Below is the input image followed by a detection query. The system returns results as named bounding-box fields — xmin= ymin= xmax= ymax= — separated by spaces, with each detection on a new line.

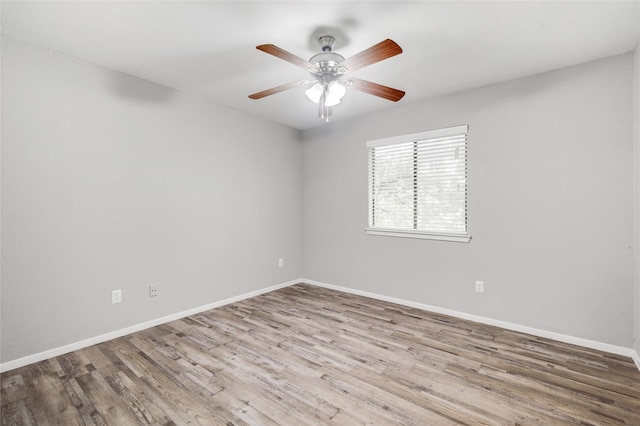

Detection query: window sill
xmin=365 ymin=228 xmax=471 ymax=243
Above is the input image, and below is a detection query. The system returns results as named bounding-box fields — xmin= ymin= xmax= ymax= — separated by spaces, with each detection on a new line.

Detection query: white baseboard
xmin=633 ymin=350 xmax=640 ymax=371
xmin=301 ymin=278 xmax=640 ymax=369
xmin=0 ymin=279 xmax=301 ymax=373
xmin=3 ymin=277 xmax=639 ymax=373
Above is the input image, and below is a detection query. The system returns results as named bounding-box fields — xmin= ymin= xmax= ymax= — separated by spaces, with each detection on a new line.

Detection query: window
xmin=366 ymin=125 xmax=470 ymax=242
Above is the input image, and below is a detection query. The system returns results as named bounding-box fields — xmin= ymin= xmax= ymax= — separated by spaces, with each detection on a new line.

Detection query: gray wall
xmin=634 ymin=44 xmax=640 ymax=356
xmin=1 ymin=36 xmax=303 ymax=363
xmin=302 ymin=54 xmax=634 ymax=347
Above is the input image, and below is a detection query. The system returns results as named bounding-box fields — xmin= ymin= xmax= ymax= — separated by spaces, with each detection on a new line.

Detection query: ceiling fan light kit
xmin=305 ymin=80 xmax=345 ymax=105
xmin=249 ymin=34 xmax=405 ymax=122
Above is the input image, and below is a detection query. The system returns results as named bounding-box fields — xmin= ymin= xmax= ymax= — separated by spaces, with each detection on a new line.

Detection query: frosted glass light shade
xmin=326 ymin=81 xmax=346 ymax=106
xmin=305 ymin=83 xmax=323 ymax=103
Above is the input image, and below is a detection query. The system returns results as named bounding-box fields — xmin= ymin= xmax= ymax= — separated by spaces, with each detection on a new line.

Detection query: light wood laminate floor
xmin=2 ymin=283 xmax=640 ymax=425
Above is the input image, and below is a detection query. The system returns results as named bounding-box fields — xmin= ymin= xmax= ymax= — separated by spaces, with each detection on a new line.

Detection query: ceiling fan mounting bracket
xmin=317 ymin=35 xmax=337 ymax=52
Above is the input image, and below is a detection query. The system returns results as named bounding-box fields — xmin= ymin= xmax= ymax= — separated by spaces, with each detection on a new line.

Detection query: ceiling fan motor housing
xmin=309 ymin=35 xmax=347 ymax=81
xmin=309 ymin=35 xmax=347 ymax=82
xmin=309 ymin=52 xmax=346 ymax=77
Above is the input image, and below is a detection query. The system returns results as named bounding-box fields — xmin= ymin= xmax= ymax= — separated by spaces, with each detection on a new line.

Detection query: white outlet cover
xmin=111 ymin=289 xmax=122 ymax=304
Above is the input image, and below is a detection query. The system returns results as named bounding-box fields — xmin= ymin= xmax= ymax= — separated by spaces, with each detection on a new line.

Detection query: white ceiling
xmin=2 ymin=1 xmax=639 ymax=130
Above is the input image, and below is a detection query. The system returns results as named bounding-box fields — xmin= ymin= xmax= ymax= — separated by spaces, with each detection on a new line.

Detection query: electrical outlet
xmin=111 ymin=289 xmax=122 ymax=304
xmin=149 ymin=284 xmax=159 ymax=297
xmin=278 ymin=258 xmax=284 ymax=268
xmin=475 ymin=281 xmax=484 ymax=293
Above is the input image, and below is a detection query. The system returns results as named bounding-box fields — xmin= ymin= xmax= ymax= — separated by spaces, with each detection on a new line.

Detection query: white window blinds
xmin=366 ymin=125 xmax=470 ymax=242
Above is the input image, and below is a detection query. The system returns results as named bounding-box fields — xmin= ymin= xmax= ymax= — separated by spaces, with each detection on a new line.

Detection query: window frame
xmin=365 ymin=125 xmax=471 ymax=243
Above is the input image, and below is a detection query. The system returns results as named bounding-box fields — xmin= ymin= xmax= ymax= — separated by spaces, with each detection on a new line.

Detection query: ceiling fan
xmin=248 ymin=35 xmax=405 ymax=122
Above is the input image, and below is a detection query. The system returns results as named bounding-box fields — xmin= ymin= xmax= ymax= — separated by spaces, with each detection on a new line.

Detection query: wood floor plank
xmin=319 ymin=370 xmax=458 ymax=425
xmin=361 ymin=363 xmax=500 ymax=425
xmin=1 ymin=399 xmax=38 ymax=426
xmin=34 ymin=375 xmax=85 ymax=425
xmin=3 ymin=283 xmax=640 ymax=425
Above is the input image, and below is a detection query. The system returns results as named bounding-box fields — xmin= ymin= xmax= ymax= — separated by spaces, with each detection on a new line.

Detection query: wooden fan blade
xmin=340 ymin=39 xmax=402 ymax=72
xmin=248 ymin=80 xmax=309 ymax=100
xmin=256 ymin=44 xmax=312 ymax=70
xmin=349 ymin=77 xmax=405 ymax=102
